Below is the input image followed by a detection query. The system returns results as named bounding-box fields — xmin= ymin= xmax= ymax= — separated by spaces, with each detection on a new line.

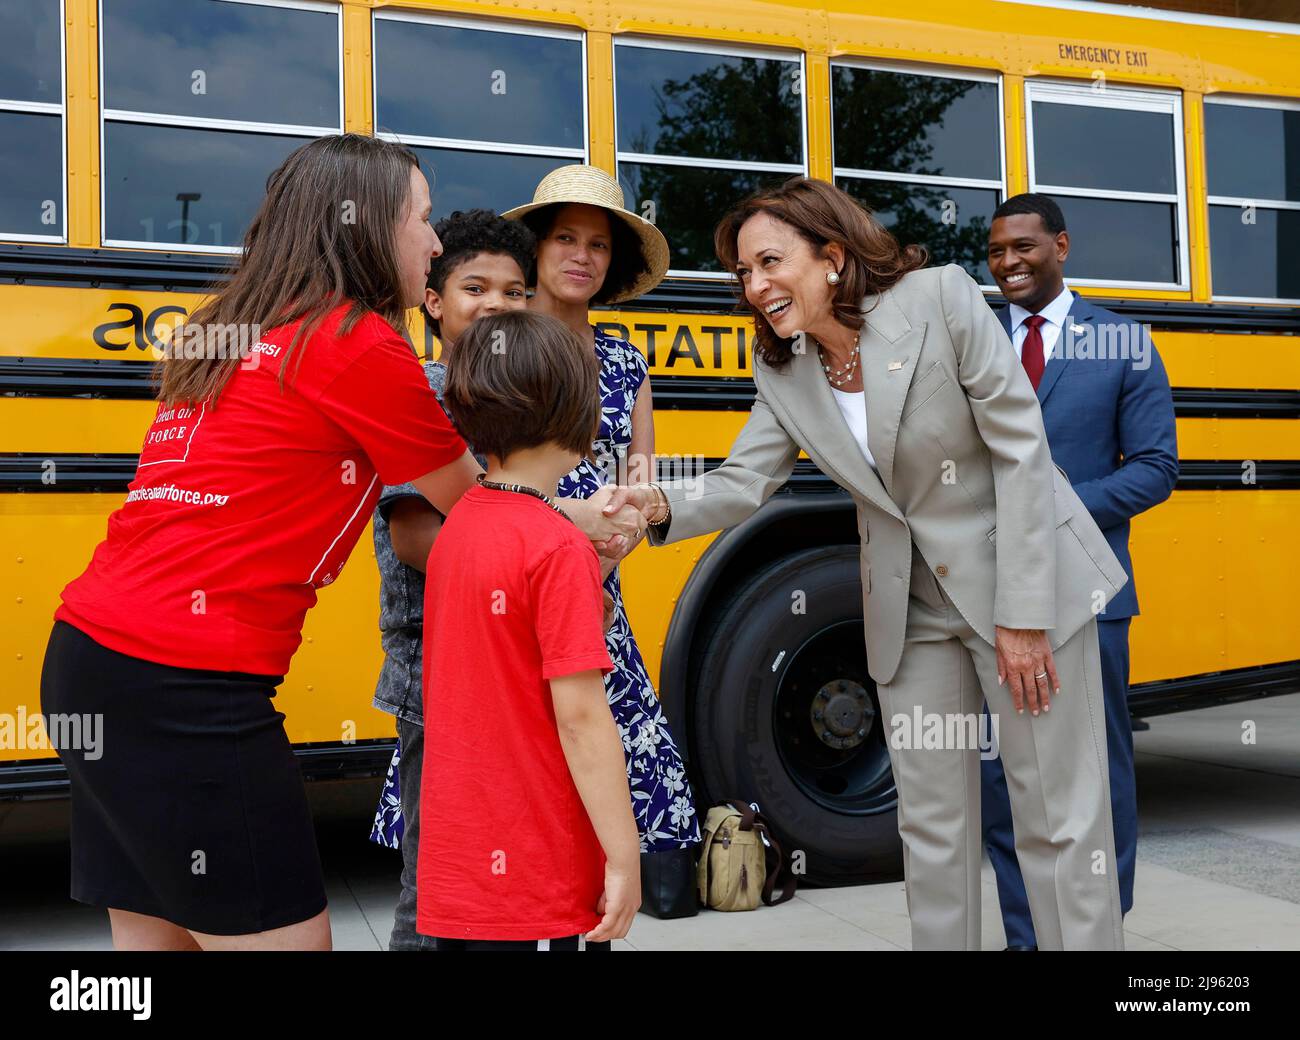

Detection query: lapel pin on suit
xmin=1070 ymin=323 xmax=1086 ymax=334
xmin=888 ymin=359 xmax=906 ymax=372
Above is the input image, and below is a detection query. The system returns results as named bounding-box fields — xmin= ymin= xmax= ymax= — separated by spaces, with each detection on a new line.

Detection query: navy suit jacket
xmin=997 ymin=293 xmax=1178 ymax=618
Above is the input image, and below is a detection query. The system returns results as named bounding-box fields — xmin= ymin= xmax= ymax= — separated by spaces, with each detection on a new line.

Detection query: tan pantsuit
xmin=649 ymin=264 xmax=1129 ymax=950
xmin=883 ymin=548 xmax=1122 ymax=949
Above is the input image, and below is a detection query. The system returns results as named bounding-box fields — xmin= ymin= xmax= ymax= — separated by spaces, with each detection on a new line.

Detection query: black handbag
xmin=639 ymin=847 xmax=700 ymax=919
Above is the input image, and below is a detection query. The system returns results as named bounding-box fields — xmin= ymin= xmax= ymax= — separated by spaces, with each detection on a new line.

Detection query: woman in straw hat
xmin=503 ymin=166 xmax=702 ymax=872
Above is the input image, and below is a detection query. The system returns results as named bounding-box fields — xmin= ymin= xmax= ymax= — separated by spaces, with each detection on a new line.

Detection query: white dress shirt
xmin=830 ymin=385 xmax=878 ymax=471
xmin=1008 ymin=284 xmax=1075 ymax=365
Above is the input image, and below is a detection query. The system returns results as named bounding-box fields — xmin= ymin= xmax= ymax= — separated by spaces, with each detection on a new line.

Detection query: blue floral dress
xmin=371 ymin=328 xmax=701 ymax=852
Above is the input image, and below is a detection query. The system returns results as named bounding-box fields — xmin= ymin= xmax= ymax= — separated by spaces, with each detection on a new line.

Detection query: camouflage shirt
xmin=372 ymin=361 xmax=483 ymax=725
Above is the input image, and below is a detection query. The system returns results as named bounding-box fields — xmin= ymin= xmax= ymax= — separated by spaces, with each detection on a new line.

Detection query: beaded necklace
xmin=477 ymin=473 xmax=573 ymax=523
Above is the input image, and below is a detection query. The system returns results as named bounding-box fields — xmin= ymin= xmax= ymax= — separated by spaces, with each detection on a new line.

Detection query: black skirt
xmin=39 ymin=620 xmax=327 ymax=935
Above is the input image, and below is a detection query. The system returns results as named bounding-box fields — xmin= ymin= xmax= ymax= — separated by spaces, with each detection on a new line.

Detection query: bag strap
xmin=723 ymin=800 xmax=797 ymax=906
xmin=758 ymin=828 xmax=797 ymax=906
xmin=724 ymin=799 xmax=759 ymax=832
xmin=750 ymin=812 xmax=798 ymax=907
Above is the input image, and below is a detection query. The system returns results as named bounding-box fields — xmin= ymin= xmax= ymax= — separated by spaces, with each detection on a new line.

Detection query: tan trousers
xmin=875 ymin=547 xmax=1124 ymax=951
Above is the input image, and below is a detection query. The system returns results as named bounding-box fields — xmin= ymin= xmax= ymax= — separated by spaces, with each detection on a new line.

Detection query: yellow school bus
xmin=2 ymin=0 xmax=1298 ymax=882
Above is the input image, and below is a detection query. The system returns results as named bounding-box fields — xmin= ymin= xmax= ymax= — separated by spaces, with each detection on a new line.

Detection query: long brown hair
xmin=714 ymin=177 xmax=927 ymax=367
xmin=157 ymin=133 xmax=421 ymax=405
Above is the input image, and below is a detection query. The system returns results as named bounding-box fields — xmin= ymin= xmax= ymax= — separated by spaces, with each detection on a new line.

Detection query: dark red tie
xmin=1021 ymin=315 xmax=1046 ymax=391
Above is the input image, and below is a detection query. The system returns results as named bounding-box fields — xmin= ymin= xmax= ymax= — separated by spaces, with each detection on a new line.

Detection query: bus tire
xmin=691 ymin=545 xmax=902 ymax=886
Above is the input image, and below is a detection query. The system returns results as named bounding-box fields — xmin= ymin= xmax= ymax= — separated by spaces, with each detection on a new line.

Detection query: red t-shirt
xmin=56 ymin=304 xmax=466 ymax=676
xmin=417 ymin=485 xmax=615 ymax=941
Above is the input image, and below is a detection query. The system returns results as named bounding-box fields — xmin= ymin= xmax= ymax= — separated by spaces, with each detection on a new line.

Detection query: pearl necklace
xmin=819 ymin=342 xmax=861 ymax=387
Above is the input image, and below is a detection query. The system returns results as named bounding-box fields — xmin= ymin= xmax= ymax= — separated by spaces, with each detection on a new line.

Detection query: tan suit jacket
xmin=651 ymin=264 xmax=1129 ymax=686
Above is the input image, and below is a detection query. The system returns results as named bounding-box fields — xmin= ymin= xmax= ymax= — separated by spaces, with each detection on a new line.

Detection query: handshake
xmin=564 ymin=483 xmax=670 ymax=564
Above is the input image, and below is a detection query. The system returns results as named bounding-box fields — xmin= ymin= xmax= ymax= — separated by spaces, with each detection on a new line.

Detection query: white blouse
xmin=830 ymin=385 xmax=878 ymax=471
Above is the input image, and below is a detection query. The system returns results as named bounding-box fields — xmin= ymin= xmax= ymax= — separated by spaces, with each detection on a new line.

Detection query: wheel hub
xmin=810 ymin=680 xmax=874 ymax=750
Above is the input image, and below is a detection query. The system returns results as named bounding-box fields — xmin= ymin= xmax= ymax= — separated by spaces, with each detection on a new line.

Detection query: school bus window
xmin=1205 ymin=97 xmax=1300 ymax=303
xmin=1025 ymin=80 xmax=1187 ymax=289
xmin=374 ymin=11 xmax=585 ymax=216
xmin=101 ymin=0 xmax=342 ymax=252
xmin=103 ymin=122 xmax=330 ymax=249
xmin=103 ymin=0 xmax=339 ymax=126
xmin=614 ymin=38 xmax=806 ymax=275
xmin=0 ymin=0 xmax=64 ymax=241
xmin=831 ymin=63 xmax=1003 ymax=284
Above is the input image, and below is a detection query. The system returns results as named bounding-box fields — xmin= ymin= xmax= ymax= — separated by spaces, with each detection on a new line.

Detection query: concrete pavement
xmin=3 ymin=691 xmax=1297 ymax=951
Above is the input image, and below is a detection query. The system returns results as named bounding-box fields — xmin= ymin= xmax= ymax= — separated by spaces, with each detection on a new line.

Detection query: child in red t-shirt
xmin=416 ymin=310 xmax=642 ymax=950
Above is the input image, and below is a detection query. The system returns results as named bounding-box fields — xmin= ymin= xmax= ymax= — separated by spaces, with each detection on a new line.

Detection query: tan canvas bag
xmin=697 ymin=800 xmax=797 ymax=911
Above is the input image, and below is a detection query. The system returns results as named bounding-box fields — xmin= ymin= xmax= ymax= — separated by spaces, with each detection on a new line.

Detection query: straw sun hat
xmin=501 ymin=164 xmax=670 ymax=303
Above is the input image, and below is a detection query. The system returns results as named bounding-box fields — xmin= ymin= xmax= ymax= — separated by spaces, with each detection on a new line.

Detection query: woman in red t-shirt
xmin=39 ymin=134 xmax=629 ymax=952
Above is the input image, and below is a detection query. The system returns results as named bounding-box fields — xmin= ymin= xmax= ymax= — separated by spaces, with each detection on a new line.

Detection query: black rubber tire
xmin=690 ymin=546 xmax=902 ymax=886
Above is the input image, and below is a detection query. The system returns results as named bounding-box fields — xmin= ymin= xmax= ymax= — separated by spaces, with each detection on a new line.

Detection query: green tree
xmin=622 ymin=57 xmax=800 ymax=271
xmin=620 ymin=60 xmax=997 ymax=276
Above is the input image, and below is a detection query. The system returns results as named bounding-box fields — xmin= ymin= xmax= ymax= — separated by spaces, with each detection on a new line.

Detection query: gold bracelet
xmin=647 ymin=483 xmax=671 ymax=528
xmin=640 ymin=483 xmax=661 ymax=524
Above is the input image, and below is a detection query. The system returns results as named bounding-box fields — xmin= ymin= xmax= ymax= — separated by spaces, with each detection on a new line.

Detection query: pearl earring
xmin=826 ymin=271 xmax=841 ymax=285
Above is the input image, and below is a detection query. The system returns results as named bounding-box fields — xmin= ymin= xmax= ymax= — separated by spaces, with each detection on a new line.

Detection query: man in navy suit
xmin=982 ymin=194 xmax=1178 ymax=949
